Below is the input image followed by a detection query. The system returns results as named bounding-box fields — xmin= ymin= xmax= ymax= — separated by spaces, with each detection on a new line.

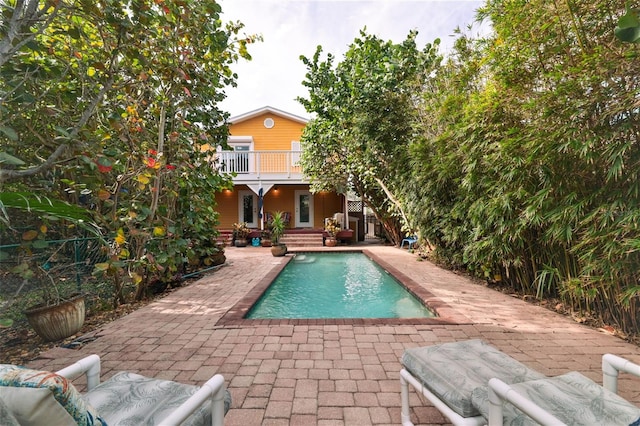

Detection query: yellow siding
xmin=216 ymin=110 xmax=344 ymax=231
xmin=230 ymin=113 xmax=304 ymax=151
xmin=214 ymin=188 xmax=241 ymax=229
xmin=314 ymin=191 xmax=343 ymax=225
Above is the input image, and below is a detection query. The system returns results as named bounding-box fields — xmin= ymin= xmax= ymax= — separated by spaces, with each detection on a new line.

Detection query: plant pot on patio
xmin=25 ymin=293 xmax=86 ymax=342
xmin=271 ymin=243 xmax=287 ymax=257
xmin=232 ymin=222 xmax=250 ymax=247
xmin=325 ymin=238 xmax=337 ymax=247
xmin=234 ymin=238 xmax=248 ymax=247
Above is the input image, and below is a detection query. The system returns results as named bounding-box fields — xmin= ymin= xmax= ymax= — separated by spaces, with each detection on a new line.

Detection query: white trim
xmin=227 ymin=135 xmax=254 ymax=144
xmin=238 ymin=190 xmax=258 ymax=227
xmin=291 ymin=141 xmax=301 ymax=165
xmin=228 ymin=106 xmax=309 ymax=125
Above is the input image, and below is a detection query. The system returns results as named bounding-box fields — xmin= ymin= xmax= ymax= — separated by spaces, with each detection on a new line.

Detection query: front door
xmin=295 ymin=190 xmax=313 ymax=228
xmin=238 ymin=190 xmax=257 ymax=227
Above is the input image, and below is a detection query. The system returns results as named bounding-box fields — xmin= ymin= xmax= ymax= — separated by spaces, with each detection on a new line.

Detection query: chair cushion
xmin=401 ymin=339 xmax=545 ymax=418
xmin=0 ymin=364 xmax=106 ymax=426
xmin=84 ymin=371 xmax=231 ymax=426
xmin=0 ymin=395 xmax=20 ymax=426
xmin=471 ymin=371 xmax=640 ymax=426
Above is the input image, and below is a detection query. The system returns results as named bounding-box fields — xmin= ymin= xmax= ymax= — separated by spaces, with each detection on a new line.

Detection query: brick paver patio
xmin=28 ymin=244 xmax=640 ymax=425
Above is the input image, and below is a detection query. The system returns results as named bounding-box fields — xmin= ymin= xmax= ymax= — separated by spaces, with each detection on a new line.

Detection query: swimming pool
xmin=246 ymin=252 xmax=436 ymax=319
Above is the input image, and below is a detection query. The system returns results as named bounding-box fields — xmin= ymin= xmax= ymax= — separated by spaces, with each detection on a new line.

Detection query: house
xmin=214 ymin=106 xmax=352 ymax=244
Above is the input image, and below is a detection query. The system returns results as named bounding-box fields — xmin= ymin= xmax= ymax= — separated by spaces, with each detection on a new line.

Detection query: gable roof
xmin=227 ymin=106 xmax=309 ymax=125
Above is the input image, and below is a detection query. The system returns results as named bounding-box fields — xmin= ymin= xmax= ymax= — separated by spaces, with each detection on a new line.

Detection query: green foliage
xmin=300 ymin=1 xmax=640 ymax=336
xmin=298 ymin=29 xmax=441 ymax=245
xmin=407 ymin=0 xmax=640 ymax=335
xmin=0 ymin=192 xmax=99 ymax=235
xmin=1 ymin=0 xmax=256 ymax=305
xmin=269 ymin=211 xmax=286 ymax=244
xmin=616 ymin=3 xmax=640 ymax=43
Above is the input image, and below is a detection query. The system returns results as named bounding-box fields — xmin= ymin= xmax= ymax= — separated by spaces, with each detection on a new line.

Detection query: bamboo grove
xmin=300 ymin=1 xmax=640 ymax=336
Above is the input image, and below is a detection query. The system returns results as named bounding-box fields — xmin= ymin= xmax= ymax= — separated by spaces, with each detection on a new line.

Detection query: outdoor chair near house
xmin=400 ymin=339 xmax=640 ymax=426
xmin=265 ymin=211 xmax=291 ymax=227
xmin=400 ymin=235 xmax=417 ymax=249
xmin=0 ymin=354 xmax=231 ymax=426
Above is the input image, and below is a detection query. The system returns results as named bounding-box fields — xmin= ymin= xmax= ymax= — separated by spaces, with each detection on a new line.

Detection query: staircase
xmin=216 ymin=230 xmax=233 ymax=246
xmin=280 ymin=232 xmax=324 ymax=247
xmin=217 ymin=230 xmax=325 ymax=247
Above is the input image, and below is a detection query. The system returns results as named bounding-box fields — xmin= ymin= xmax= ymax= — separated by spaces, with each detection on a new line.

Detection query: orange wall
xmin=215 ymin=185 xmax=343 ymax=229
xmin=229 ymin=113 xmax=304 ymax=150
xmin=214 ymin=187 xmax=240 ymax=228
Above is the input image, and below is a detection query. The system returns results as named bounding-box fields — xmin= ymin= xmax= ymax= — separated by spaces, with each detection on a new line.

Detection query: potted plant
xmin=6 ymin=228 xmax=86 ymax=342
xmin=269 ymin=211 xmax=287 ymax=257
xmin=0 ymin=193 xmax=99 ymax=341
xmin=260 ymin=229 xmax=272 ymax=247
xmin=324 ymin=218 xmax=341 ymax=247
xmin=232 ymin=222 xmax=250 ymax=247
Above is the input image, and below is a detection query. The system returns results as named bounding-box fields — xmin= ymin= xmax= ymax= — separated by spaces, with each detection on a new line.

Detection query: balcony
xmin=216 ymin=150 xmax=306 ymax=182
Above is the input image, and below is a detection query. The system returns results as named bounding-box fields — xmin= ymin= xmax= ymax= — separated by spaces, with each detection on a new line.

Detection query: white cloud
xmin=219 ymin=0 xmax=489 ymax=119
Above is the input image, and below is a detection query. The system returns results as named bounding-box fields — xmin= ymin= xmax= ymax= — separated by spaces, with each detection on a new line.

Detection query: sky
xmin=218 ymin=0 xmax=490 ymax=119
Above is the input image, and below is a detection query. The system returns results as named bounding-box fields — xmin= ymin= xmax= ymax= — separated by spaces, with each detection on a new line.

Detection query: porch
xmin=216 ymin=228 xmax=356 ymax=248
xmin=217 ymin=150 xmax=305 ymax=182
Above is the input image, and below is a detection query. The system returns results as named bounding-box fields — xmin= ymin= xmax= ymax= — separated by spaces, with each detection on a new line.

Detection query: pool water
xmin=246 ymin=252 xmax=436 ymax=319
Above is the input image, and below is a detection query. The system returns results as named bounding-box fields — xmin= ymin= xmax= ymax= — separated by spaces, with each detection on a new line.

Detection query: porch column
xmin=344 ymin=193 xmax=349 ymax=230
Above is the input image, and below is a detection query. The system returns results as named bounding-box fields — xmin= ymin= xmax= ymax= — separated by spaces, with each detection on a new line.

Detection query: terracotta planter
xmin=325 ymin=238 xmax=337 ymax=247
xmin=25 ymin=294 xmax=85 ymax=342
xmin=261 ymin=239 xmax=273 ymax=247
xmin=271 ymin=244 xmax=287 ymax=257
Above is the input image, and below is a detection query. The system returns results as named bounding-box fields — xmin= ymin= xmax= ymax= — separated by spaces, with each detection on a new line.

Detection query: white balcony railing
xmin=216 ymin=150 xmax=304 ymax=181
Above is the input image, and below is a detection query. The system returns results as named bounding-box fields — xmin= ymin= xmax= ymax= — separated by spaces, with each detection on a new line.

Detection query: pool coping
xmin=216 ymin=248 xmax=473 ymax=326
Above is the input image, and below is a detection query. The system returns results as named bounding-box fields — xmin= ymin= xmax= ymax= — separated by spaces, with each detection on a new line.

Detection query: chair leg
xmin=400 ymin=370 xmax=415 ymax=426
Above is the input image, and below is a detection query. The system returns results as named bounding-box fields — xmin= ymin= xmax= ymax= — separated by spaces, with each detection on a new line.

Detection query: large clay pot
xmin=25 ymin=294 xmax=85 ymax=342
xmin=271 ymin=244 xmax=287 ymax=257
xmin=325 ymin=238 xmax=337 ymax=247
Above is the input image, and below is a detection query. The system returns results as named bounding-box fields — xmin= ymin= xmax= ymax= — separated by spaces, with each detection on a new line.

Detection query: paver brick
xmin=292 ymin=397 xmax=317 ymax=414
xmin=27 ymin=246 xmax=640 ymax=426
xmin=264 ymin=401 xmax=292 ymax=418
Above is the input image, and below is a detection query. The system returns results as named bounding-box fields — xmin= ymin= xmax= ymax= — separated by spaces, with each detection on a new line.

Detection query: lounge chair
xmin=0 ymin=354 xmax=231 ymax=425
xmin=400 ymin=339 xmax=640 ymax=426
xmin=400 ymin=235 xmax=417 ymax=249
xmin=478 ymin=353 xmax=640 ymax=425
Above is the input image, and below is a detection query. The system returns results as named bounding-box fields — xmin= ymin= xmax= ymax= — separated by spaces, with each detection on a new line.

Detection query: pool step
xmin=280 ymin=233 xmax=324 ymax=247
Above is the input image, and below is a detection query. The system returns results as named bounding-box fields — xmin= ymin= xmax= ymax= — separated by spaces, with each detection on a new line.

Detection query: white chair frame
xmin=401 ymin=353 xmax=640 ymax=426
xmin=56 ymin=354 xmax=227 ymax=426
xmin=486 ymin=354 xmax=640 ymax=426
xmin=400 ymin=368 xmax=485 ymax=426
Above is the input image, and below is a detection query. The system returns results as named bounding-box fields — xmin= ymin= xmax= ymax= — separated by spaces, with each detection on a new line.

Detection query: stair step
xmin=217 ymin=230 xmax=325 ymax=247
xmin=280 ymin=233 xmax=324 ymax=247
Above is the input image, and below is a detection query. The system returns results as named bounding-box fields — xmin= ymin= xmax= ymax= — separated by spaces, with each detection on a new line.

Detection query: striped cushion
xmin=84 ymin=371 xmax=231 ymax=425
xmin=471 ymin=371 xmax=640 ymax=426
xmin=402 ymin=339 xmax=545 ymax=417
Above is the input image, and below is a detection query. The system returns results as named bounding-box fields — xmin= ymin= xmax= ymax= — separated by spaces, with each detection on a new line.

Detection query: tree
xmin=298 ymin=30 xmax=440 ymax=245
xmin=407 ymin=0 xmax=640 ymax=335
xmin=1 ymin=0 xmax=257 ymax=303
